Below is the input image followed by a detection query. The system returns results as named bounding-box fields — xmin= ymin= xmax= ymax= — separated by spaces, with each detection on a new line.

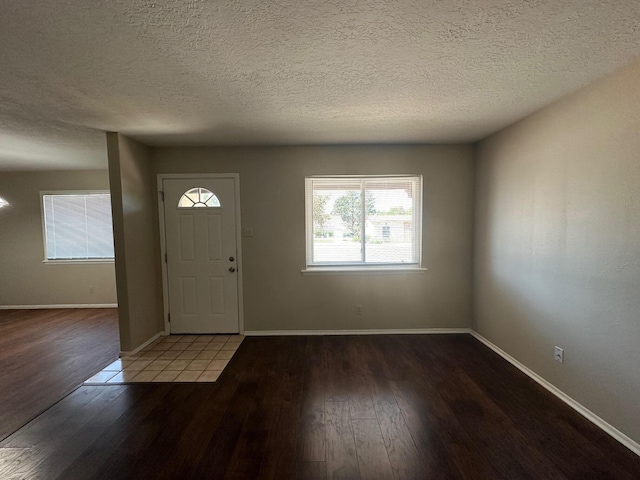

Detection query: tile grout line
xmin=84 ymin=334 xmax=244 ymax=384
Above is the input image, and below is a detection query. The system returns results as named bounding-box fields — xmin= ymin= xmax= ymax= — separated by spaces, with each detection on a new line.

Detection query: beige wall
xmin=474 ymin=58 xmax=640 ymax=444
xmin=0 ymin=170 xmax=117 ymax=306
xmin=107 ymin=133 xmax=163 ymax=351
xmin=154 ymin=145 xmax=475 ymax=332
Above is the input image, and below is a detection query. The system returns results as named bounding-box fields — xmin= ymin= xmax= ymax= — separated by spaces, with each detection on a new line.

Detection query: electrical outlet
xmin=554 ymin=346 xmax=564 ymax=364
xmin=356 ymin=305 xmax=363 ymax=315
xmin=242 ymin=227 xmax=253 ymax=237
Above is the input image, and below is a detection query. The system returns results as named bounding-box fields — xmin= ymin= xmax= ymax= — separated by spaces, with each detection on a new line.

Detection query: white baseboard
xmin=0 ymin=304 xmax=118 ymax=310
xmin=469 ymin=331 xmax=640 ymax=457
xmin=120 ymin=331 xmax=165 ymax=357
xmin=244 ymin=328 xmax=471 ymax=336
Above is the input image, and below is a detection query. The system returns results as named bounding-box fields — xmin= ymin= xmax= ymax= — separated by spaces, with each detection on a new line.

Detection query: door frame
xmin=157 ymin=173 xmax=244 ymax=335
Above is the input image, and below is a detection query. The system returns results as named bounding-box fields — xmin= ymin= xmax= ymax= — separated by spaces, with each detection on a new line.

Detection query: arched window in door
xmin=178 ymin=188 xmax=221 ymax=208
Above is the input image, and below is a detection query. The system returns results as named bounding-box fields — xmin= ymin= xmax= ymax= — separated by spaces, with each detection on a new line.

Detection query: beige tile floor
xmin=84 ymin=334 xmax=243 ymax=384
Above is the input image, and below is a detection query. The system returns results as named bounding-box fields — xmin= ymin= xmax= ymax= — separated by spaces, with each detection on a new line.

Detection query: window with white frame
xmin=305 ymin=175 xmax=422 ymax=268
xmin=41 ymin=192 xmax=114 ymax=261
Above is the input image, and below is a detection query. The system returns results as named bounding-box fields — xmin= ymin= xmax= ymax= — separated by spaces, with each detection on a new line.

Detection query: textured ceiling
xmin=1 ymin=0 xmax=640 ymax=170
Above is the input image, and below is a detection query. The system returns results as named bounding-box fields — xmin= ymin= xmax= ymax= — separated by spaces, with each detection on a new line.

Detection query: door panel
xmin=209 ymin=278 xmax=225 ymax=314
xmin=207 ymin=215 xmax=223 ymax=260
xmin=181 ymin=277 xmax=197 ymax=314
xmin=179 ymin=216 xmax=195 ymax=260
xmin=163 ymin=178 xmax=239 ymax=334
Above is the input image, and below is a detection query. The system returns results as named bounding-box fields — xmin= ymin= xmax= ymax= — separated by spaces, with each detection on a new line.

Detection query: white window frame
xmin=40 ymin=190 xmax=115 ymax=264
xmin=303 ymin=175 xmax=426 ymax=275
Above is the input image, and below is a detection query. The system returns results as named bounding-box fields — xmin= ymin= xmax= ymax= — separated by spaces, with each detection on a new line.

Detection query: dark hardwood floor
xmin=0 ymin=308 xmax=119 ymax=442
xmin=1 ymin=334 xmax=638 ymax=479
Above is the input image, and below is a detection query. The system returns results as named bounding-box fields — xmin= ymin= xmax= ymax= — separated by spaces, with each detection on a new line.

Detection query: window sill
xmin=301 ymin=266 xmax=427 ymax=275
xmin=43 ymin=259 xmax=115 ymax=265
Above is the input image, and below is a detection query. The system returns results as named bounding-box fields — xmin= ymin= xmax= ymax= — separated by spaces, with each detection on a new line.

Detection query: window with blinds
xmin=42 ymin=192 xmax=114 ymax=261
xmin=305 ymin=175 xmax=422 ymax=267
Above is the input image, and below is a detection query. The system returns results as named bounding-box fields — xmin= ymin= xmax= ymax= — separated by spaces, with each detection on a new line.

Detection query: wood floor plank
xmin=255 ymin=337 xmax=305 ymax=480
xmin=362 ymin=336 xmax=433 ymax=480
xmin=2 ymin=334 xmax=638 ymax=480
xmin=92 ymin=384 xmax=206 ymax=480
xmin=19 ymin=387 xmax=134 ymax=480
xmin=144 ymin=383 xmax=238 ymax=480
xmin=0 ymin=308 xmax=119 ymax=442
xmin=0 ymin=447 xmax=32 ymax=480
xmin=299 ymin=402 xmax=326 ymax=461
xmin=55 ymin=384 xmax=174 ymax=480
xmin=121 ymin=384 xmax=218 ymax=480
xmin=163 ymin=338 xmax=278 ymax=480
xmin=0 ymin=386 xmax=130 ymax=480
xmin=431 ymin=335 xmax=633 ymax=479
xmin=297 ymin=337 xmax=326 ymax=462
xmin=295 ymin=461 xmax=327 ymax=480
xmin=191 ymin=381 xmax=260 ymax=479
xmin=352 ymin=418 xmax=394 ymax=480
xmin=346 ymin=339 xmax=377 ymax=420
xmin=324 ymin=337 xmax=351 ymax=403
xmin=390 ymin=378 xmax=504 ymax=480
xmin=325 ymin=401 xmax=360 ymax=480
xmin=386 ymin=336 xmax=503 ymax=480
xmin=404 ymin=335 xmax=565 ymax=479
xmin=0 ymin=386 xmax=107 ymax=448
xmin=372 ymin=393 xmax=426 ymax=480
xmin=225 ymin=374 xmax=280 ymax=478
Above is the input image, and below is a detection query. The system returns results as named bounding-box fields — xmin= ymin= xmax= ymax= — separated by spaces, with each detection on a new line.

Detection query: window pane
xmin=186 ymin=188 xmax=200 ymax=204
xmin=179 ymin=195 xmax=195 ymax=207
xmin=363 ymin=179 xmax=416 ymax=264
xmin=178 ymin=188 xmax=220 ymax=208
xmin=205 ymin=196 xmax=220 ymax=207
xmin=311 ymin=182 xmax=363 ymax=263
xmin=307 ymin=176 xmax=421 ymax=266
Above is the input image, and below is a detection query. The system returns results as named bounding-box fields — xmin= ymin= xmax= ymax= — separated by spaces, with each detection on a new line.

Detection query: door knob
xmin=229 ymin=256 xmax=235 ymax=262
xmin=229 ymin=267 xmax=236 ymax=272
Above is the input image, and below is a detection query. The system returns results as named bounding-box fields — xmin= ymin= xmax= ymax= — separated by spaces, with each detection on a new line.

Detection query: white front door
xmin=162 ymin=177 xmax=239 ymax=334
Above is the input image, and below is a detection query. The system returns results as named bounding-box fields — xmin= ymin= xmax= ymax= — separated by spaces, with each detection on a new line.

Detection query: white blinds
xmin=43 ymin=193 xmax=114 ymax=260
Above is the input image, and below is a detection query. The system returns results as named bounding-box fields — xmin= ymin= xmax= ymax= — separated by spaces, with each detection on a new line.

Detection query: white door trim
xmin=157 ymin=173 xmax=244 ymax=335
